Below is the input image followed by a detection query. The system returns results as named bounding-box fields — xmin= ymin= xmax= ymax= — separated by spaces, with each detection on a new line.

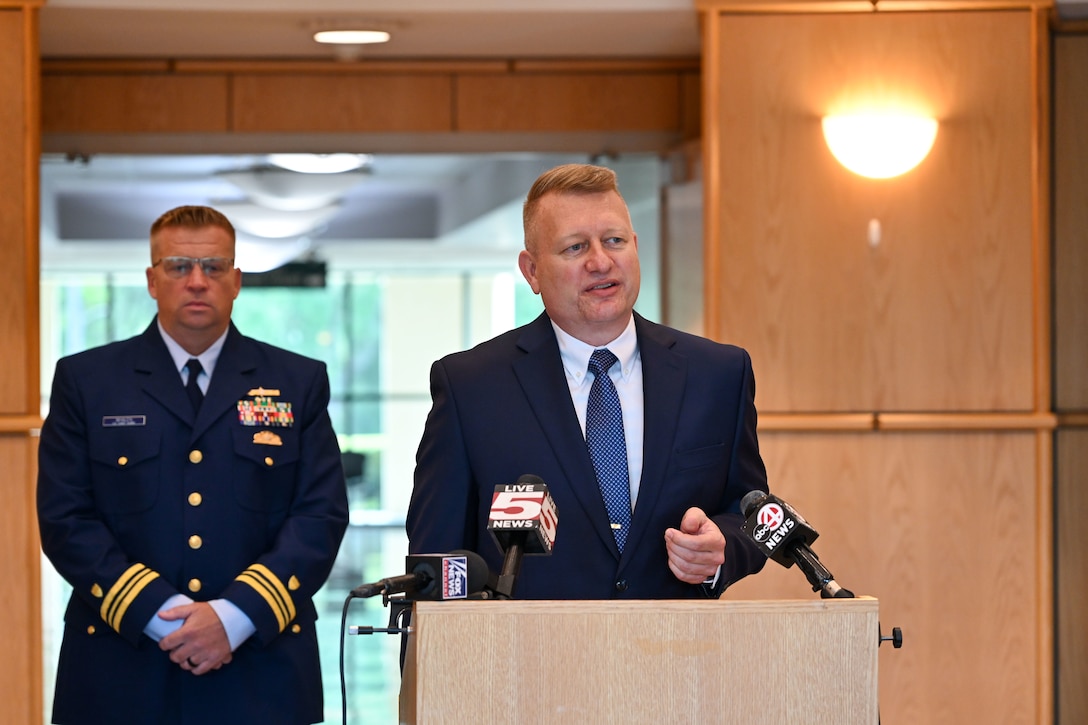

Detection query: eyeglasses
xmin=152 ymin=256 xmax=235 ymax=279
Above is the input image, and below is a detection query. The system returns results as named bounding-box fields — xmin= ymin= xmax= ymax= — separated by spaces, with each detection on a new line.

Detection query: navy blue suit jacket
xmin=407 ymin=312 xmax=768 ymax=599
xmin=37 ymin=321 xmax=348 ymax=725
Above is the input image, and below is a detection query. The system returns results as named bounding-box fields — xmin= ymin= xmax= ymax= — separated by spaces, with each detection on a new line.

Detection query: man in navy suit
xmin=407 ymin=164 xmax=769 ymax=599
xmin=37 ymin=206 xmax=349 ymax=724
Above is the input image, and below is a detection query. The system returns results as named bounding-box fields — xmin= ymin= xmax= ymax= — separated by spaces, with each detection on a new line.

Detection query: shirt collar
xmin=157 ymin=319 xmax=229 ymax=379
xmin=552 ymin=315 xmax=638 ymax=384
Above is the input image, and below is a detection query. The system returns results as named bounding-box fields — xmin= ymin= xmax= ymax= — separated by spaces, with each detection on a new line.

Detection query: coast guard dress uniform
xmin=37 ymin=321 xmax=349 ymax=725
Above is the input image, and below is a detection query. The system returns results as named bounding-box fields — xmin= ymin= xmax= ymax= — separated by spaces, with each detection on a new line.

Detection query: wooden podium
xmin=400 ymin=597 xmax=879 ymax=724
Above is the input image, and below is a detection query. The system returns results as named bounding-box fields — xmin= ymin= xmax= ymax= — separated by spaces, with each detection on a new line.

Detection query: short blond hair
xmin=522 ymin=164 xmax=624 ymax=249
xmin=150 ymin=205 xmax=236 ymax=261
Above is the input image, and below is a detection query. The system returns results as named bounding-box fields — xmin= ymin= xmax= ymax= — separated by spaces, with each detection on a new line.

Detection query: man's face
xmin=146 ymin=224 xmax=241 ymax=354
xmin=518 ymin=190 xmax=640 ymax=346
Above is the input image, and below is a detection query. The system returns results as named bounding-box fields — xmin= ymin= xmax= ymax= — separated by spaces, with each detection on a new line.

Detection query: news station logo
xmin=752 ymin=502 xmax=785 ymax=543
xmin=487 ymin=483 xmax=558 ymax=553
xmin=440 ymin=556 xmax=469 ymax=599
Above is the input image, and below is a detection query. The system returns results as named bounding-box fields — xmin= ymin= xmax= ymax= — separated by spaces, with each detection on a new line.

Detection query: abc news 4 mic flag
xmin=741 ymin=493 xmax=819 ymax=568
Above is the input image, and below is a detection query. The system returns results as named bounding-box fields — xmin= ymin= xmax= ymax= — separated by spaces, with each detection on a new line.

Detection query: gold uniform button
xmin=87 ymin=625 xmax=96 ymax=635
xmin=291 ymin=624 xmax=301 ymax=634
xmin=117 ymin=456 xmax=128 ymax=466
xmin=189 ymin=450 xmax=203 ymax=464
xmin=264 ymin=457 xmax=274 ymax=467
xmin=188 ymin=492 xmax=202 ymax=506
xmin=90 ymin=583 xmax=103 ymax=598
xmin=288 ymin=576 xmax=300 ymax=591
xmin=188 ymin=578 xmax=202 ymax=593
xmin=189 ymin=535 xmax=203 ymax=550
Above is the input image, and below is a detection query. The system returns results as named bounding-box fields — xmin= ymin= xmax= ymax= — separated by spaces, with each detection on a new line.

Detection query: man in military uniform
xmin=37 ymin=205 xmax=349 ymax=724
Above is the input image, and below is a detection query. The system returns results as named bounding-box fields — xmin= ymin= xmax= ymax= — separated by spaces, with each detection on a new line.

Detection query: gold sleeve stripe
xmin=101 ymin=564 xmax=160 ymax=633
xmin=236 ymin=564 xmax=295 ymax=632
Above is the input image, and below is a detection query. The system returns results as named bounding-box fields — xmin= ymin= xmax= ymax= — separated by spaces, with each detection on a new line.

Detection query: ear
xmin=517 ymin=249 xmax=541 ymax=294
xmin=146 ymin=266 xmax=158 ymax=299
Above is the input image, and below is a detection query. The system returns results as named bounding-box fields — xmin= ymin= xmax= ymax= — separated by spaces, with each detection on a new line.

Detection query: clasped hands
xmin=158 ymin=601 xmax=233 ymax=676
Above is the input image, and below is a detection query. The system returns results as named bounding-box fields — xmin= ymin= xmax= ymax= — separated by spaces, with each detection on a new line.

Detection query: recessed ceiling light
xmin=313 ymin=30 xmax=391 ymax=45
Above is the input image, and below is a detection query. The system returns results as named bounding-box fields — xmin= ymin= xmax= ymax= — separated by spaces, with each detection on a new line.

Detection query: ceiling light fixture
xmin=213 ymin=200 xmax=342 ymax=239
xmin=822 ymin=112 xmax=938 ymax=179
xmin=313 ymin=29 xmax=390 ymax=45
xmin=235 ymin=234 xmax=313 ymax=274
xmin=268 ymin=153 xmax=372 ymax=175
xmin=218 ymin=167 xmax=368 ymax=212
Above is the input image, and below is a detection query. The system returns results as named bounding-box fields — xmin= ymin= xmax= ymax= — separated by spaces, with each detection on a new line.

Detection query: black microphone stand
xmin=492 ymin=538 xmax=524 ymax=600
xmin=790 ymin=544 xmax=855 ymax=599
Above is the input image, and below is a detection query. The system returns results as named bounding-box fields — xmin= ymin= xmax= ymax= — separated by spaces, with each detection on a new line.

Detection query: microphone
xmin=351 ymin=549 xmax=490 ymax=600
xmin=486 ymin=474 xmax=558 ymax=599
xmin=740 ymin=490 xmax=854 ymax=599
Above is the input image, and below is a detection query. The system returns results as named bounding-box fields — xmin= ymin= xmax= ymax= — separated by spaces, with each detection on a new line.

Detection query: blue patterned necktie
xmin=185 ymin=358 xmax=204 ymax=413
xmin=585 ymin=348 xmax=632 ymax=552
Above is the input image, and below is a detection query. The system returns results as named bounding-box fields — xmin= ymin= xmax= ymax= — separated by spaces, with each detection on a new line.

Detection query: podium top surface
xmin=412 ymin=595 xmax=878 ymax=616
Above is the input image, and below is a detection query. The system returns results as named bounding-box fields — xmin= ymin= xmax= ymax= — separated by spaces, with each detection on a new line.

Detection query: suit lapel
xmin=512 ymin=315 xmax=618 ymax=554
xmin=134 ymin=322 xmax=197 ymax=426
xmin=193 ymin=324 xmax=258 ymax=440
xmin=624 ymin=314 xmax=685 ymax=561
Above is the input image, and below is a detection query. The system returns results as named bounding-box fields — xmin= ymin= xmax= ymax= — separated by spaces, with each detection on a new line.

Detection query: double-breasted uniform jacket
xmin=407 ymin=311 xmax=769 ymax=599
xmin=37 ymin=320 xmax=349 ymax=725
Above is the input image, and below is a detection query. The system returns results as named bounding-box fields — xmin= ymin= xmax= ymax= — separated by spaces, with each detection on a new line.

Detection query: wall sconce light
xmin=821 ymin=112 xmax=938 ymax=179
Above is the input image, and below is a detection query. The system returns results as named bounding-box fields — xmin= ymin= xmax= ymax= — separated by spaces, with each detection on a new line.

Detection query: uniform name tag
xmin=102 ymin=415 xmax=147 ymax=427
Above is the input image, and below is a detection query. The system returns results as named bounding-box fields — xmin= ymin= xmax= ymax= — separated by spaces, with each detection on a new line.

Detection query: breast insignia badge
xmin=252 ymin=430 xmax=283 ymax=446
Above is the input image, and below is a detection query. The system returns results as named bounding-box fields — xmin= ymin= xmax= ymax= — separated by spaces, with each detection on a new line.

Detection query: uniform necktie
xmin=586 ymin=348 xmax=632 ymax=552
xmin=185 ymin=358 xmax=204 ymax=413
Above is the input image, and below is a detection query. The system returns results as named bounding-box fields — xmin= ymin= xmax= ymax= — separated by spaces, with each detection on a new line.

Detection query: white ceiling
xmin=39 ymin=0 xmax=1087 ymax=62
xmin=40 ymin=0 xmax=704 ymax=60
xmin=39 ymin=152 xmax=602 ymax=273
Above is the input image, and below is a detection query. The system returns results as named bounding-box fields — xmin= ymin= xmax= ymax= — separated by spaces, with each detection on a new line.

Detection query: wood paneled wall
xmin=707 ymin=10 xmax=1040 ymax=413
xmin=1054 ymin=33 xmax=1088 ymax=725
xmin=0 ymin=2 xmax=42 ymax=723
xmin=729 ymin=431 xmax=1042 ymax=723
xmin=11 ymin=8 xmax=1081 ymax=725
xmin=699 ymin=3 xmax=1053 ymax=724
xmin=39 ymin=58 xmax=702 ymax=154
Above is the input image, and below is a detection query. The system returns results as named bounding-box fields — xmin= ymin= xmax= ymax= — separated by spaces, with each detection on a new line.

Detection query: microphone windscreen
xmin=487 ymin=477 xmax=558 ymax=555
xmin=741 ymin=489 xmax=769 ymax=517
xmin=450 ymin=549 xmax=491 ymax=595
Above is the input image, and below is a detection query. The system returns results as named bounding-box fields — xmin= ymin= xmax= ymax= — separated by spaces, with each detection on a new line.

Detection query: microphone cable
xmin=339 ymin=593 xmax=353 ymax=725
xmin=338 ymin=591 xmax=413 ymax=724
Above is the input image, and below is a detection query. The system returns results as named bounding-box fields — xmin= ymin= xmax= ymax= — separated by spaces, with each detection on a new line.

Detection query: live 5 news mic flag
xmin=487 ymin=474 xmax=558 ymax=599
xmin=741 ymin=490 xmax=854 ymax=599
xmin=351 ymin=550 xmax=490 ymax=600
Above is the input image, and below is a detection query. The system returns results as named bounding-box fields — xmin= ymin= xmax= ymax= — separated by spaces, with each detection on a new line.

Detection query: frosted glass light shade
xmin=214 ymin=200 xmax=341 ymax=239
xmin=218 ymin=168 xmax=367 ymax=211
xmin=268 ymin=153 xmax=371 ymax=174
xmin=235 ymin=234 xmax=312 ymax=274
xmin=822 ymin=113 xmax=938 ymax=179
xmin=313 ymin=30 xmax=390 ymax=45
